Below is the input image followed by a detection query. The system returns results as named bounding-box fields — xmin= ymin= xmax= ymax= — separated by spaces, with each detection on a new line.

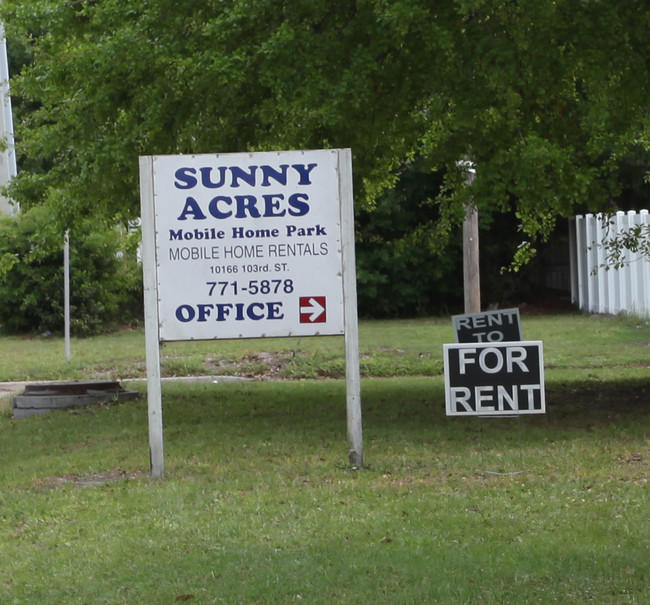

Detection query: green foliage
xmin=356 ymin=166 xmax=463 ymax=317
xmin=356 ymin=164 xmax=557 ymax=314
xmin=593 ymin=214 xmax=650 ymax=270
xmin=0 ymin=206 xmax=142 ymax=335
xmin=1 ymin=0 xmax=649 ymax=242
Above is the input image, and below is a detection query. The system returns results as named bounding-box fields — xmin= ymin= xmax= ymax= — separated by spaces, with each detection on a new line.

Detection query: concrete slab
xmin=4 ymin=375 xmax=251 ymax=418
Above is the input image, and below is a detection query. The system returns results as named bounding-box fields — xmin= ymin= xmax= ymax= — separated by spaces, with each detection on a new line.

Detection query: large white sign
xmin=139 ymin=148 xmax=363 ymax=476
xmin=150 ymin=149 xmax=346 ymax=341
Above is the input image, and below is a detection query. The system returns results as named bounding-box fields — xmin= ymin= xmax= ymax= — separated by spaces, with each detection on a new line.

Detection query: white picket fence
xmin=570 ymin=210 xmax=650 ymax=317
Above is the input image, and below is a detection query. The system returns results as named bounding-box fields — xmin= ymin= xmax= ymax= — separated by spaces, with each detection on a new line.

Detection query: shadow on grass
xmin=2 ymin=375 xmax=648 ymax=480
xmin=160 ymin=376 xmax=650 ymax=446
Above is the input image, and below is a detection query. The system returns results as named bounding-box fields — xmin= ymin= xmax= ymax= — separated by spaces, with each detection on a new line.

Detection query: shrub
xmin=0 ymin=206 xmax=142 ymax=335
xmin=356 ymin=168 xmax=464 ymax=318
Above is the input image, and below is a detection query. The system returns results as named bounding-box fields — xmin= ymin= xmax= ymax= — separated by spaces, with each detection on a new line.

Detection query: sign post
xmin=139 ymin=149 xmax=362 ymax=476
xmin=139 ymin=157 xmax=164 ymax=477
xmin=64 ymin=230 xmax=71 ymax=362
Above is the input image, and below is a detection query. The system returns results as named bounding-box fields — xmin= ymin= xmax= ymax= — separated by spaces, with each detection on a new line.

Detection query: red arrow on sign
xmin=299 ymin=296 xmax=326 ymax=323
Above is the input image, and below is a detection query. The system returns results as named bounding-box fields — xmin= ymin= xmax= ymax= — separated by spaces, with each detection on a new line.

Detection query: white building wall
xmin=571 ymin=211 xmax=650 ymax=317
xmin=0 ymin=22 xmax=16 ymax=215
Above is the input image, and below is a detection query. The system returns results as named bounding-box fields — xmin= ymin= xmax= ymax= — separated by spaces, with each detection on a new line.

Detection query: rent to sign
xmin=452 ymin=308 xmax=522 ymax=343
xmin=150 ymin=149 xmax=346 ymax=341
xmin=443 ymin=341 xmax=545 ymax=416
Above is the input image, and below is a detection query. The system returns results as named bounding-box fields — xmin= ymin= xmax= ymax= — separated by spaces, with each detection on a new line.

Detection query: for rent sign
xmin=443 ymin=341 xmax=545 ymax=416
xmin=148 ymin=149 xmax=347 ymax=341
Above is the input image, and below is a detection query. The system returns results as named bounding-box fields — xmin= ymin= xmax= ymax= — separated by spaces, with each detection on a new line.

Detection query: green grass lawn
xmin=0 ymin=312 xmax=649 ymax=603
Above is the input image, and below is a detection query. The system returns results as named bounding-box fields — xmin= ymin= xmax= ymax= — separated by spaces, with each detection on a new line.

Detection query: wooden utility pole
xmin=462 ymin=163 xmax=480 ymax=313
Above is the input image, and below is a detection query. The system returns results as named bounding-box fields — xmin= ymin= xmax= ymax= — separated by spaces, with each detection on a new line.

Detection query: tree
xmin=1 ymin=0 xmax=649 ymax=253
xmin=355 ymin=164 xmax=463 ymax=317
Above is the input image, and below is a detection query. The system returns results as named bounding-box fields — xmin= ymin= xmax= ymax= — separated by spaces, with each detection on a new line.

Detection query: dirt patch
xmin=33 ymin=469 xmax=147 ymax=490
xmin=207 ymin=351 xmax=294 ymax=380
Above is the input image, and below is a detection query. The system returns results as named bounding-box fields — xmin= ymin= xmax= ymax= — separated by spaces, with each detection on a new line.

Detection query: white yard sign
xmin=151 ymin=150 xmax=345 ymax=341
xmin=140 ymin=149 xmax=362 ymax=477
